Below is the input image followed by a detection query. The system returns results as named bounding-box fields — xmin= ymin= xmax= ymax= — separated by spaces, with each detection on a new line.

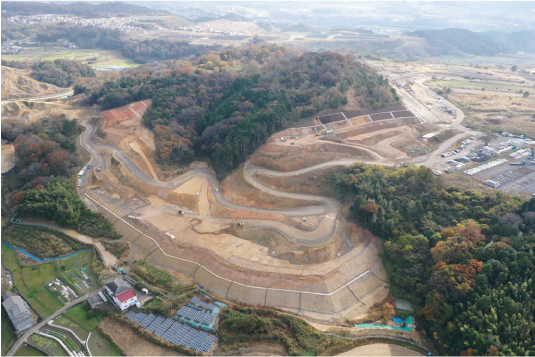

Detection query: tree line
xmin=333 ymin=164 xmax=535 ymax=355
xmin=1 ymin=115 xmax=120 ymax=239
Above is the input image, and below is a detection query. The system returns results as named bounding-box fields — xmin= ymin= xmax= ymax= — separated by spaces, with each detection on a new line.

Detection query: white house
xmin=105 ymin=276 xmax=138 ymax=311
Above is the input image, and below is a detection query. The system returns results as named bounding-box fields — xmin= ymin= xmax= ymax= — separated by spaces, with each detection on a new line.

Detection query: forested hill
xmin=82 ymin=43 xmax=398 ymax=176
xmin=1 ymin=1 xmax=169 ymax=17
xmin=410 ymin=28 xmax=535 ymax=56
xmin=333 ymin=164 xmax=535 ymax=355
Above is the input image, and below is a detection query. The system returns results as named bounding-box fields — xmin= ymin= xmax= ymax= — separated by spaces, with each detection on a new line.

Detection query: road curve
xmin=2 ymin=90 xmax=74 ymax=103
xmin=6 ymin=294 xmax=89 ymax=356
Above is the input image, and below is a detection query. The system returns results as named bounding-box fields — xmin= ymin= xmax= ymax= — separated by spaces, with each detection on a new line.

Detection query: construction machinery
xmin=316 ymin=129 xmax=326 ymax=136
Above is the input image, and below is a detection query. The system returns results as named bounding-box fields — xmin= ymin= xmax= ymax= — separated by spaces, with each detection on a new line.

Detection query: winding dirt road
xmin=80 ymin=116 xmax=389 ymax=243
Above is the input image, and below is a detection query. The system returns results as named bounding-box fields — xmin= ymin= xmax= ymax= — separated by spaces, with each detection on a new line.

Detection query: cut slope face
xmin=1 ymin=66 xmax=65 ymax=100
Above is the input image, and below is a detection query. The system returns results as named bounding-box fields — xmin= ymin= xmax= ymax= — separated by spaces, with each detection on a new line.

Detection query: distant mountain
xmin=410 ymin=28 xmax=535 ymax=56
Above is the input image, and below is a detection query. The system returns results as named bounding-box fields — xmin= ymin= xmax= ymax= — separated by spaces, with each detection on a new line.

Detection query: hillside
xmin=82 ymin=43 xmax=398 ymax=175
xmin=1 ymin=66 xmax=66 ymax=100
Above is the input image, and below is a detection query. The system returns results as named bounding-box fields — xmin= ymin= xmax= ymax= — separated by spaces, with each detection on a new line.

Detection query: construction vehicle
xmin=237 ymin=222 xmax=244 ymax=227
xmin=280 ymin=136 xmax=287 ymax=142
xmin=302 ymin=217 xmax=308 ymax=222
xmin=177 ymin=209 xmax=184 ymax=215
xmin=326 ymin=129 xmax=334 ymax=135
xmin=316 ymin=129 xmax=326 ymax=136
xmin=290 ymin=134 xmax=296 ymax=139
xmin=96 ymin=164 xmax=102 ymax=172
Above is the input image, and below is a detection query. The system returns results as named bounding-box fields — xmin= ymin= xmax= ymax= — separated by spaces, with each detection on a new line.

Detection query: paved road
xmin=6 ymin=294 xmax=88 ymax=356
xmin=2 ymin=90 xmax=74 ymax=103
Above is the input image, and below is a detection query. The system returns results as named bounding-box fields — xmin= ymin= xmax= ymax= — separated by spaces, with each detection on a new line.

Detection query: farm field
xmin=14 ymin=345 xmax=46 ymax=356
xmin=27 ymin=334 xmax=68 ymax=356
xmin=1 ymin=310 xmax=16 ymax=355
xmin=1 ymin=244 xmax=100 ymax=318
xmin=62 ymin=304 xmax=102 ymax=332
xmin=1 ymin=47 xmax=138 ymax=67
xmin=433 ymin=80 xmax=530 ymax=92
xmin=87 ymin=330 xmax=122 ymax=356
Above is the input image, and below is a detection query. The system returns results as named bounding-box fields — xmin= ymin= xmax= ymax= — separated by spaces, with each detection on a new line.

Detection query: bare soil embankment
xmin=1 ymin=66 xmax=65 ymax=100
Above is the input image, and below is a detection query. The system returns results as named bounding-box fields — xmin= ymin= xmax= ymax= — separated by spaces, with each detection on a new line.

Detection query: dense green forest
xmin=82 ymin=43 xmax=397 ymax=175
xmin=1 ymin=115 xmax=120 ymax=239
xmin=2 ymin=58 xmax=95 ymax=87
xmin=410 ymin=28 xmax=535 ymax=56
xmin=333 ymin=164 xmax=535 ymax=355
xmin=1 ymin=1 xmax=168 ymax=17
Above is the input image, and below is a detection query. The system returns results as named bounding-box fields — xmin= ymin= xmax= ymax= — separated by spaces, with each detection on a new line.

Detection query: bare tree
xmin=499 ymin=212 xmax=523 ymax=227
xmin=479 ymin=131 xmax=498 ymax=146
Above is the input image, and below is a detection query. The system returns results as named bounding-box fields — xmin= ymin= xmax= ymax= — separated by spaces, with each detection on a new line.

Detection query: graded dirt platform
xmin=338 ymin=343 xmax=424 ymax=356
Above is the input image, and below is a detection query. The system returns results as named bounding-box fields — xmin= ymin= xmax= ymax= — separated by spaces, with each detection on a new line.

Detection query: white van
xmin=78 ymin=178 xmax=82 ymax=187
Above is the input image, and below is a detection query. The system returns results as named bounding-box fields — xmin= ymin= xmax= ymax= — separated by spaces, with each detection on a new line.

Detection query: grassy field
xmin=1 ymin=310 xmax=16 ymax=355
xmin=1 ymin=245 xmax=63 ymax=318
xmin=432 ymin=80 xmax=530 ymax=92
xmin=63 ymin=304 xmax=102 ymax=332
xmin=54 ymin=315 xmax=90 ymax=340
xmin=1 ymin=47 xmax=138 ymax=67
xmin=14 ymin=345 xmax=47 ymax=356
xmin=28 ymin=334 xmax=68 ymax=357
xmin=88 ymin=331 xmax=122 ymax=356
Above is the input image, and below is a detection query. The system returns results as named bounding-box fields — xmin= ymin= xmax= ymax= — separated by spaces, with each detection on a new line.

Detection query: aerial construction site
xmin=78 ymin=68 xmax=480 ymax=324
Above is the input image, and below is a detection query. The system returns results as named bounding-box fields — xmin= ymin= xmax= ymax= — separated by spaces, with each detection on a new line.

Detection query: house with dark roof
xmin=2 ymin=294 xmax=33 ymax=333
xmin=104 ymin=276 xmax=138 ymax=311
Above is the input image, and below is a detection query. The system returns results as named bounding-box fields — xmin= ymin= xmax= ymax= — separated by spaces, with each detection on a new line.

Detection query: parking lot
xmin=430 ymin=132 xmax=535 ymax=196
xmin=475 ymin=164 xmax=535 ymax=195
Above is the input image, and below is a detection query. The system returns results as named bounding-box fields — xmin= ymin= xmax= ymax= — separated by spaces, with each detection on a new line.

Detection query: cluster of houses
xmin=7 ymin=14 xmax=145 ymax=32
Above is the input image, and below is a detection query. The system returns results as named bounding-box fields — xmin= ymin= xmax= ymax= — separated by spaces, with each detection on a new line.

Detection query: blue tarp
xmin=392 ymin=316 xmax=405 ymax=325
xmin=1 ymin=241 xmax=91 ymax=262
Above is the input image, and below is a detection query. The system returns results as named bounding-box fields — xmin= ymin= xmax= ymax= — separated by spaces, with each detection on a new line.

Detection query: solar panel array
xmin=126 ymin=312 xmax=217 ymax=353
xmin=191 ymin=296 xmax=201 ymax=304
xmin=200 ymin=334 xmax=217 ymax=353
xmin=176 ymin=306 xmax=188 ymax=318
xmin=134 ymin=313 xmax=147 ymax=323
xmin=155 ymin=318 xmax=174 ymax=337
xmin=147 ymin=316 xmax=165 ymax=333
xmin=162 ymin=321 xmax=181 ymax=342
xmin=140 ymin=313 xmax=156 ymax=328
xmin=124 ymin=296 xmax=220 ymax=353
xmin=182 ymin=329 xmax=199 ymax=348
xmin=171 ymin=324 xmax=191 ymax=345
xmin=126 ymin=311 xmax=137 ymax=321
